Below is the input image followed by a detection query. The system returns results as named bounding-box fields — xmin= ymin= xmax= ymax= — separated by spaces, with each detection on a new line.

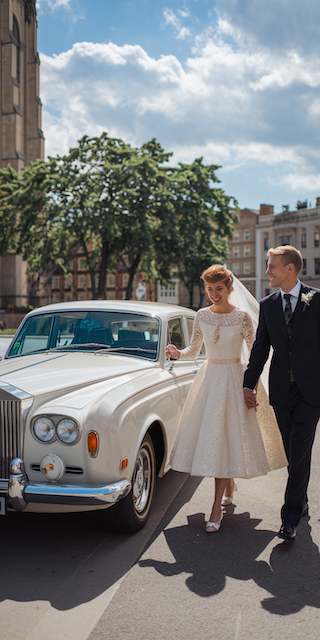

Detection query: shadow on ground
xmin=0 ymin=472 xmax=200 ymax=611
xmin=140 ymin=495 xmax=320 ymax=616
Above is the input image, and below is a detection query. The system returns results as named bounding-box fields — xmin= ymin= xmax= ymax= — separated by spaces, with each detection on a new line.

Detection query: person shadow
xmin=140 ymin=510 xmax=320 ymax=614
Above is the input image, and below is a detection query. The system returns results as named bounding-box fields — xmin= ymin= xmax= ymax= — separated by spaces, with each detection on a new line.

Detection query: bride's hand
xmin=165 ymin=344 xmax=181 ymax=360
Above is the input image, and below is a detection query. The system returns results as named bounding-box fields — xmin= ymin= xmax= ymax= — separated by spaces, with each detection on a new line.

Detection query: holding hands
xmin=165 ymin=344 xmax=181 ymax=360
xmin=243 ymin=388 xmax=258 ymax=410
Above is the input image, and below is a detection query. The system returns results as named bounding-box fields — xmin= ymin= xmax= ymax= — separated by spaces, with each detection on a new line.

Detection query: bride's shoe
xmin=205 ymin=514 xmax=223 ymax=533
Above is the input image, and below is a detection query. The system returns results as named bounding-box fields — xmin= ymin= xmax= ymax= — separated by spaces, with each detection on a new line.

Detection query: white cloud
xmin=37 ymin=0 xmax=71 ymax=13
xmin=163 ymin=8 xmax=191 ymax=40
xmin=40 ymin=9 xmax=320 ymax=206
xmin=283 ymin=173 xmax=320 ymax=192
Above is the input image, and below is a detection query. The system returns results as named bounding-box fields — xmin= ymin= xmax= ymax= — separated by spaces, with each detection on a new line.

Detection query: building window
xmin=78 ymin=274 xmax=87 ymax=289
xmin=52 ymin=276 xmax=60 ymax=290
xmin=64 ymin=274 xmax=72 ymax=290
xmin=243 ymin=229 xmax=251 ymax=241
xmin=244 ymin=245 xmax=251 ymax=257
xmin=12 ymin=16 xmax=21 ymax=84
xmin=243 ymin=262 xmax=251 ymax=274
xmin=232 ymin=246 xmax=240 ymax=257
xmin=263 ymin=234 xmax=269 ymax=251
xmin=78 ymin=257 xmax=87 ymax=271
xmin=302 ymin=259 xmax=307 ymax=275
xmin=278 ymin=235 xmax=292 ymax=246
xmin=233 ymin=231 xmax=240 ymax=241
xmin=314 ymin=229 xmax=320 ymax=248
xmin=159 ymin=282 xmax=177 ymax=298
xmin=232 ymin=263 xmax=240 ymax=275
xmin=301 ymin=228 xmax=307 ymax=249
xmin=107 ymin=273 xmax=116 ymax=288
xmin=315 ymin=258 xmax=320 ymax=275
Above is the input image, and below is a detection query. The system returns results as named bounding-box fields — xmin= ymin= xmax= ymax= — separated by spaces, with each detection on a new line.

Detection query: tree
xmin=12 ymin=160 xmax=77 ymax=303
xmin=169 ymin=158 xmax=236 ymax=307
xmin=0 ymin=166 xmax=20 ymax=255
xmin=115 ymin=139 xmax=174 ymax=299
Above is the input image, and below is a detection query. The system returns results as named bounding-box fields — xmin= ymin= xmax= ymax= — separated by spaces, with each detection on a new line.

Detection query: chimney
xmin=259 ymin=204 xmax=274 ymax=216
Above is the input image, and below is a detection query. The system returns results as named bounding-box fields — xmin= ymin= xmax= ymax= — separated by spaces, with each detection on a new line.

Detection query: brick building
xmin=0 ymin=0 xmax=44 ymax=308
xmin=226 ymin=208 xmax=258 ymax=296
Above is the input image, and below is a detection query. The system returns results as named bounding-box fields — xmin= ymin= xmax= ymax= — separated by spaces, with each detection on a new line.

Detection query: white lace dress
xmin=170 ymin=306 xmax=286 ymax=478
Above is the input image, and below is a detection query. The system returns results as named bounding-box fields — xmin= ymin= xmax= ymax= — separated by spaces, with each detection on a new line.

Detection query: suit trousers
xmin=273 ymin=382 xmax=320 ymax=527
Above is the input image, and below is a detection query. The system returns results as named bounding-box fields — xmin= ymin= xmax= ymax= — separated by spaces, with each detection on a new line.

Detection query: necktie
xmin=283 ymin=294 xmax=293 ymax=326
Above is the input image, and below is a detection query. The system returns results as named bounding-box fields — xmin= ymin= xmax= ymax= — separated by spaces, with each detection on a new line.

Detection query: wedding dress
xmin=170 ymin=305 xmax=287 ymax=478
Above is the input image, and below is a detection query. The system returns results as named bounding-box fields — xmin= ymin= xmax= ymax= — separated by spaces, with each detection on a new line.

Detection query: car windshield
xmin=7 ymin=310 xmax=160 ymax=361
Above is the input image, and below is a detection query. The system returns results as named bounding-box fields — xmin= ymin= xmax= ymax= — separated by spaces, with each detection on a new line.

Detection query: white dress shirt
xmin=280 ymin=280 xmax=301 ymax=313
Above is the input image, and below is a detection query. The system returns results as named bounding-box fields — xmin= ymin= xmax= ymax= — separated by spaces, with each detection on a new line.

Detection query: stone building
xmin=256 ymin=199 xmax=320 ymax=299
xmin=226 ymin=208 xmax=258 ymax=297
xmin=0 ymin=0 xmax=44 ymax=308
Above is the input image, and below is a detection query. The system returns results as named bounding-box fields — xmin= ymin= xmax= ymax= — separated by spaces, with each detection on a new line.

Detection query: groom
xmin=243 ymin=245 xmax=320 ymax=540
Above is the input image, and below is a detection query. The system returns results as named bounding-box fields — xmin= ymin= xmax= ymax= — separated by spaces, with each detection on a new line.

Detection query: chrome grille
xmin=0 ymin=399 xmax=22 ymax=479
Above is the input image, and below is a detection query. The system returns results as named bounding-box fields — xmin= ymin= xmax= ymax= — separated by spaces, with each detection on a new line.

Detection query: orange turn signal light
xmin=87 ymin=431 xmax=99 ymax=457
xmin=120 ymin=457 xmax=128 ymax=470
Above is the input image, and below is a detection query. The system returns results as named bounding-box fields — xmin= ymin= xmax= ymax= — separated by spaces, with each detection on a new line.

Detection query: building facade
xmin=226 ymin=208 xmax=258 ymax=297
xmin=0 ymin=0 xmax=44 ymax=308
xmin=256 ymin=199 xmax=320 ymax=299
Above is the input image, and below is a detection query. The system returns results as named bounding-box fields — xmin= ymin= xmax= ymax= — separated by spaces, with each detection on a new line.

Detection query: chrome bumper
xmin=3 ymin=458 xmax=131 ymax=510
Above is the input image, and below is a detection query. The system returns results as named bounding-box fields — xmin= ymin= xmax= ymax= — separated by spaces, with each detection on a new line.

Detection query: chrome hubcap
xmin=132 ymin=445 xmax=152 ymax=514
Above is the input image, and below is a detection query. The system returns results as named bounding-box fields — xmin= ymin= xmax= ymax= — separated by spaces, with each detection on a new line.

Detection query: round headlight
xmin=33 ymin=416 xmax=55 ymax=443
xmin=57 ymin=418 xmax=80 ymax=444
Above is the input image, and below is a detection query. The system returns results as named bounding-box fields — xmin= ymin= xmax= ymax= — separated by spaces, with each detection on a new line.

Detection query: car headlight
xmin=33 ymin=416 xmax=56 ymax=443
xmin=57 ymin=418 xmax=80 ymax=445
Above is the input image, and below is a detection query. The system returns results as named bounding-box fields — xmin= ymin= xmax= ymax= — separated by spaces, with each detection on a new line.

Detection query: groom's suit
xmin=244 ymin=281 xmax=320 ymax=527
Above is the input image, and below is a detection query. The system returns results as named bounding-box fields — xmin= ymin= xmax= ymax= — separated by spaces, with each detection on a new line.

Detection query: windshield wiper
xmin=51 ymin=343 xmax=112 ymax=351
xmin=95 ymin=346 xmax=156 ymax=354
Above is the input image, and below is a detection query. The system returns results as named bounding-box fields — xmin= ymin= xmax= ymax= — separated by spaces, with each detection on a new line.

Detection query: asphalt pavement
xmin=1 ymin=430 xmax=320 ymax=640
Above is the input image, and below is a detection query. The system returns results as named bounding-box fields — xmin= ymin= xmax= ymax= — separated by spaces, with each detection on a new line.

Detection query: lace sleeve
xmin=180 ymin=312 xmax=203 ymax=359
xmin=242 ymin=312 xmax=255 ymax=350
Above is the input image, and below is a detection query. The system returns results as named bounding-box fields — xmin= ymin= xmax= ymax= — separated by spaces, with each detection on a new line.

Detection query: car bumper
xmin=2 ymin=458 xmax=131 ymax=510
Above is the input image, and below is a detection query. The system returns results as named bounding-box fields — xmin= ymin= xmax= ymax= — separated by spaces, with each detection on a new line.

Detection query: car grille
xmin=0 ymin=399 xmax=22 ymax=480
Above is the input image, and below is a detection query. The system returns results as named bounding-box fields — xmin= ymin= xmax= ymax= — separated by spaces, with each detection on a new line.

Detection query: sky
xmin=36 ymin=0 xmax=320 ymax=211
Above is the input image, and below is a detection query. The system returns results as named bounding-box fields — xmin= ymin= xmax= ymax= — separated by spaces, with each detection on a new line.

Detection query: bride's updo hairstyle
xmin=201 ymin=264 xmax=234 ymax=290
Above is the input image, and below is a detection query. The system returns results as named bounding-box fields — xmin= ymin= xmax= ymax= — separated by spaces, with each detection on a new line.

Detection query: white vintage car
xmin=0 ymin=301 xmax=205 ymax=531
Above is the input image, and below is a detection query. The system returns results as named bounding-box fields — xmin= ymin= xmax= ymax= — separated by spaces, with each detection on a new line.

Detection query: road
xmin=1 ymin=432 xmax=320 ymax=639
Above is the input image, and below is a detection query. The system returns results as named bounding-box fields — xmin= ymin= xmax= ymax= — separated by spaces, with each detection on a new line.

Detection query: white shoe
xmin=205 ymin=514 xmax=223 ymax=533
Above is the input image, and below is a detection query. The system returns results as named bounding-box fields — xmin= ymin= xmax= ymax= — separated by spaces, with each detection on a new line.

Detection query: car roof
xmin=25 ymin=300 xmax=196 ymax=320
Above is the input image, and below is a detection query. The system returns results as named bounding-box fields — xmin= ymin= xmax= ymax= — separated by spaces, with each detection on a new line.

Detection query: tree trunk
xmin=125 ymin=254 xmax=141 ymax=300
xmin=188 ymin=282 xmax=194 ymax=309
xmin=97 ymin=240 xmax=110 ymax=299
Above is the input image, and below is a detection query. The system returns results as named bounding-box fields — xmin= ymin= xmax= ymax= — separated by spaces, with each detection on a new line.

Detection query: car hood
xmin=0 ymin=352 xmax=157 ymax=397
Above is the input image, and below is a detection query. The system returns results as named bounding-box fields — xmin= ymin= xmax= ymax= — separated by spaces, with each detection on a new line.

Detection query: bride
xmin=166 ymin=264 xmax=286 ymax=533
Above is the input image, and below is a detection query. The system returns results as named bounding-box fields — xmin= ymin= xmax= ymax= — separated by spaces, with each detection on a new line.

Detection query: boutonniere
xmin=301 ymin=290 xmax=316 ymax=308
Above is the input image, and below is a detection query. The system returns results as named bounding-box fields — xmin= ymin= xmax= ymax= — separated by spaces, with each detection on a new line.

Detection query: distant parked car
xmin=0 ymin=300 xmax=205 ymax=531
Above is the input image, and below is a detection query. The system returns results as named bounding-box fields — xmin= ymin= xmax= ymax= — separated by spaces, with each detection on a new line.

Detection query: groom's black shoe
xmin=278 ymin=524 xmax=296 ymax=541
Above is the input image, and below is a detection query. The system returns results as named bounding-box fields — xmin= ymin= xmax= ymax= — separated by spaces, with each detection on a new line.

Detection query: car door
xmin=166 ymin=316 xmax=199 ymax=407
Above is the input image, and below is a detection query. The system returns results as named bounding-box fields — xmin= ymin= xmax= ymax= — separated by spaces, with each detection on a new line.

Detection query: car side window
xmin=167 ymin=318 xmax=185 ymax=350
xmin=186 ymin=317 xmax=206 ymax=356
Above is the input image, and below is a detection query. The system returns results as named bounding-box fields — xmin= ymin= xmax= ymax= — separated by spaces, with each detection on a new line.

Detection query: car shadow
xmin=0 ymin=472 xmax=201 ymax=611
xmin=140 ymin=507 xmax=320 ymax=615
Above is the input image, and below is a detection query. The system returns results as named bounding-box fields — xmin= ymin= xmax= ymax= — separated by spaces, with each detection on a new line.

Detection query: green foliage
xmin=0 ymin=132 xmax=236 ymax=307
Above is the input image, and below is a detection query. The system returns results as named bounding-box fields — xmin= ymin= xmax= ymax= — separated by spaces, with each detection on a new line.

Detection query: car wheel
xmin=109 ymin=433 xmax=156 ymax=533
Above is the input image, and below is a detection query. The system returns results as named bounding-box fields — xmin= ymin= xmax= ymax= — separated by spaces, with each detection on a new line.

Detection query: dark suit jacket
xmin=243 ymin=283 xmax=320 ymax=408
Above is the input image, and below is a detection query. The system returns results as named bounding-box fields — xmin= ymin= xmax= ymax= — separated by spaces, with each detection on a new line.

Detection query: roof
xmin=26 ymin=299 xmax=195 ymax=319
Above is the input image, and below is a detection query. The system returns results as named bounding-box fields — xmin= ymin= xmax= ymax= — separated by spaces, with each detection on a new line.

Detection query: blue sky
xmin=37 ymin=0 xmax=320 ymax=211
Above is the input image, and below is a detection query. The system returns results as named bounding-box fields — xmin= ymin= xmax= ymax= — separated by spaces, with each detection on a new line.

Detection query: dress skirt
xmin=170 ymin=359 xmax=284 ymax=478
